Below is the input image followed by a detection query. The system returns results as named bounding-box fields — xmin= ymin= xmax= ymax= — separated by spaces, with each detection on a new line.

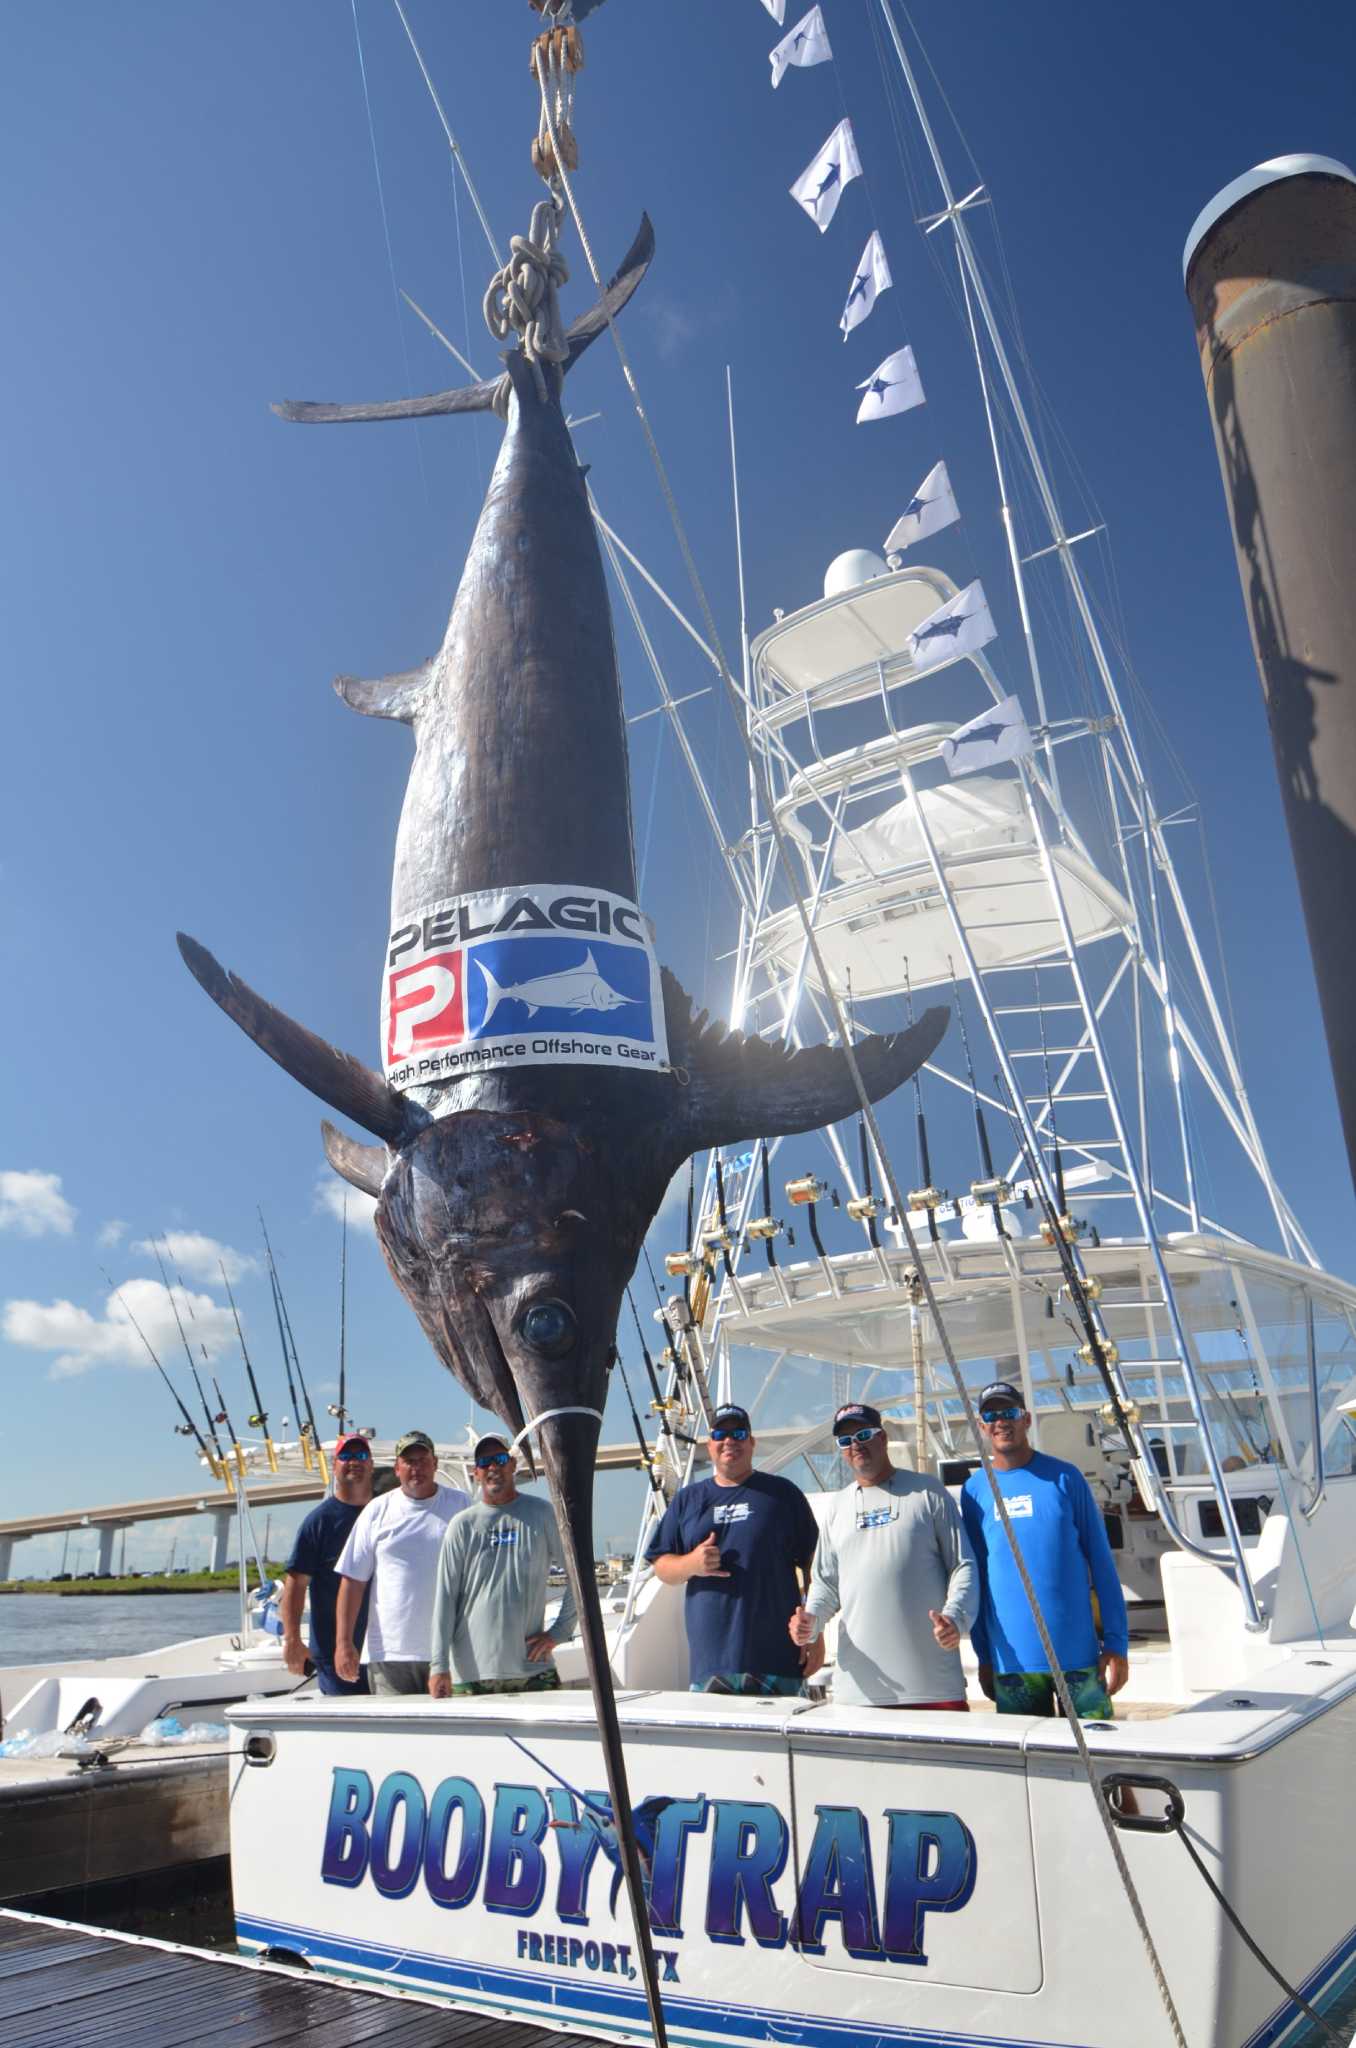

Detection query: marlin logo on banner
xmin=940 ymin=695 xmax=1034 ymax=778
xmin=885 ymin=461 xmax=959 ymax=555
xmin=841 ymin=230 xmax=892 ymax=338
xmin=790 ymin=119 xmax=862 ymax=233
xmin=856 ymin=346 xmax=925 ymax=423
xmin=770 ymin=6 xmax=832 ymax=88
xmin=906 ymin=580 xmax=996 ymax=672
xmin=381 ymin=882 xmax=669 ymax=1091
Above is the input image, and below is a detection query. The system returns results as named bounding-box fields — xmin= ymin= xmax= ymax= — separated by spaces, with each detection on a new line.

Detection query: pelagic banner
xmin=382 ymin=882 xmax=669 ymax=1092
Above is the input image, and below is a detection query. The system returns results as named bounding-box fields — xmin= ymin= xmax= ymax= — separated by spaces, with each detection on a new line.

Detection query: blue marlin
xmin=177 ymin=208 xmax=946 ymax=2024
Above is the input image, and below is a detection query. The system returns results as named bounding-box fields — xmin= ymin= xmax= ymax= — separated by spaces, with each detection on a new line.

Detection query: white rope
xmin=483 ymin=196 xmax=571 ymax=414
xmin=536 ymin=61 xmax=1190 ymax=2048
xmin=510 ymin=1405 xmax=604 ymax=1455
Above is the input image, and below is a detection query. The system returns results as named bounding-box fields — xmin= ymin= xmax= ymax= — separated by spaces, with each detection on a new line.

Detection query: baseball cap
xmin=394 ymin=1429 xmax=435 ymax=1458
xmin=710 ymin=1404 xmax=751 ymax=1433
xmin=978 ymin=1381 xmax=1024 ymax=1411
xmin=473 ymin=1433 xmax=511 ymax=1465
xmin=334 ymin=1433 xmax=371 ymax=1459
xmin=832 ymin=1401 xmax=883 ymax=1432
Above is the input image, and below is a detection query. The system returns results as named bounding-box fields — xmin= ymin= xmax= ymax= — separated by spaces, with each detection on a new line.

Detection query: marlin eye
xmin=520 ymin=1301 xmax=576 ymax=1357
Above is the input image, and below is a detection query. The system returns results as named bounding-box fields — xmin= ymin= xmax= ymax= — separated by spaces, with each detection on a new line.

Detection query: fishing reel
xmin=664 ymin=1249 xmax=702 ymax=1280
xmin=785 ymin=1173 xmax=838 ymax=1208
xmin=1040 ymin=1212 xmax=1079 ymax=1246
xmin=1080 ymin=1337 xmax=1121 ymax=1370
xmin=743 ymin=1213 xmax=783 ymax=1243
xmin=907 ymin=1184 xmax=946 ymax=1213
xmin=845 ymin=1192 xmax=883 ymax=1225
xmin=970 ymin=1175 xmax=1012 ymax=1206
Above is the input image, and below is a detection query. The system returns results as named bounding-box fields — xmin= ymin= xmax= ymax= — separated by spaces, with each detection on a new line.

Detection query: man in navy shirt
xmin=960 ymin=1381 xmax=1130 ymax=1719
xmin=280 ymin=1434 xmax=374 ymax=1696
xmin=645 ymin=1403 xmax=820 ymax=1695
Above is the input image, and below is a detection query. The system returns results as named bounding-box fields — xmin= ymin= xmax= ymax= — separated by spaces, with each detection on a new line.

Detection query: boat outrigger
xmin=190 ymin=6 xmax=1356 ymax=2047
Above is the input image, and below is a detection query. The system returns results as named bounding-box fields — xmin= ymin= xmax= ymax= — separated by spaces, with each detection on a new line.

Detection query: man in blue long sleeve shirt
xmin=960 ymin=1381 xmax=1129 ymax=1719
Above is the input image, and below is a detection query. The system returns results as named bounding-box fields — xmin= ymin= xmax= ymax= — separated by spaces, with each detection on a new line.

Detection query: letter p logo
xmin=386 ymin=951 xmax=465 ymax=1064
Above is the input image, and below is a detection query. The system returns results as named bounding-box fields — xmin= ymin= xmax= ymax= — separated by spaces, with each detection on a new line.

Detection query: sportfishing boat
xmin=216 ymin=6 xmax=1356 ymax=2047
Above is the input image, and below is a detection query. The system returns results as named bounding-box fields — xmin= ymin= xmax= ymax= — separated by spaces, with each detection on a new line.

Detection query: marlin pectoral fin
xmin=562 ymin=213 xmax=656 ymax=373
xmin=334 ymin=659 xmax=436 ymax=723
xmin=320 ymin=1120 xmax=389 ymax=1198
xmin=177 ymin=934 xmax=414 ymax=1146
xmin=272 ymin=378 xmax=501 ymax=425
xmin=661 ymin=969 xmax=949 ymax=1153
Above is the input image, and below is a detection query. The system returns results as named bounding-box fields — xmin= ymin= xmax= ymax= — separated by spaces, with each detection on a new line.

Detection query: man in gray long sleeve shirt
xmin=428 ymin=1435 xmax=578 ymax=1697
xmin=790 ymin=1401 xmax=977 ymax=1708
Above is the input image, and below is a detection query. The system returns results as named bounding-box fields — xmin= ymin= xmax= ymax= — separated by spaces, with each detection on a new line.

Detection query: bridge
xmin=0 ymin=1420 xmax=845 ymax=1579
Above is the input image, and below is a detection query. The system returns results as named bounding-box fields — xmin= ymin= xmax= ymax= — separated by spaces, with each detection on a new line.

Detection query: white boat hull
xmin=228 ymin=1656 xmax=1356 ymax=2048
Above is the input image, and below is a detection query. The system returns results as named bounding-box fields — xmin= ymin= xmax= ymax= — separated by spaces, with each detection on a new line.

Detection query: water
xmin=0 ymin=1592 xmax=246 ymax=1668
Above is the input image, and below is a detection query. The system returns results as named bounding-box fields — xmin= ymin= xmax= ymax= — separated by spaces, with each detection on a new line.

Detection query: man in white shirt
xmin=334 ymin=1430 xmax=469 ymax=1695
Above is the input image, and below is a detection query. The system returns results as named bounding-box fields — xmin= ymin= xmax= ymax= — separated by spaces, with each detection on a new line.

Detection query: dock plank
xmin=0 ymin=1913 xmax=606 ymax=2048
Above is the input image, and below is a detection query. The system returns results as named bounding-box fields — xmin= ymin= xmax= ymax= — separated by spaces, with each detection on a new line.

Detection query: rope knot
xmin=484 ymin=196 xmax=570 ymax=413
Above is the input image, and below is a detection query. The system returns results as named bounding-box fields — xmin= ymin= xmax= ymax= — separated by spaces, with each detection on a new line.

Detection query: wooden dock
xmin=0 ymin=1909 xmax=607 ymax=2047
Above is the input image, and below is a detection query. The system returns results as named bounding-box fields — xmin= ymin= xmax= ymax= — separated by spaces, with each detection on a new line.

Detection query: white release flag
xmin=770 ymin=6 xmax=832 ymax=87
xmin=790 ymin=119 xmax=862 ymax=233
xmin=840 ymin=230 xmax=892 ymax=337
xmin=855 ymin=345 xmax=925 ymax=422
xmin=907 ymin=579 xmax=997 ymax=674
xmin=884 ymin=460 xmax=960 ymax=554
xmin=940 ymin=694 xmax=1033 ymax=778
xmin=762 ymin=0 xmax=786 ymax=20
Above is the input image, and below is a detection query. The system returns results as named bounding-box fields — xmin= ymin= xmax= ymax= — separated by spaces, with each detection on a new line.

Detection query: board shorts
xmin=691 ymin=1672 xmax=805 ymax=1697
xmin=450 ymin=1668 xmax=562 ymax=1698
xmin=992 ymin=1667 xmax=1113 ymax=1719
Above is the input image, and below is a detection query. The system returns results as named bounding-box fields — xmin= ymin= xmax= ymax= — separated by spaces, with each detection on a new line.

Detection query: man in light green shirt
xmin=428 ymin=1434 xmax=578 ymax=1697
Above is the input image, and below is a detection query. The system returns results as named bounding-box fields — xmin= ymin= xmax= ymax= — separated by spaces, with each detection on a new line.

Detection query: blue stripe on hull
xmin=1243 ymin=1918 xmax=1356 ymax=2048
xmin=235 ymin=1912 xmax=1075 ymax=2048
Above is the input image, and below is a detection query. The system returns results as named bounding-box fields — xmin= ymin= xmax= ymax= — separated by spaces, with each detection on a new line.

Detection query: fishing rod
xmin=150 ymin=1239 xmax=230 ymax=1480
xmin=709 ymin=1154 xmax=737 ymax=1278
xmin=610 ymin=1347 xmax=664 ymax=1499
xmin=948 ymin=960 xmax=1007 ymax=1238
xmin=903 ymin=963 xmax=944 ymax=1251
xmin=210 ymin=1366 xmax=248 ymax=1482
xmin=220 ymin=1260 xmax=277 ymax=1472
xmin=100 ymin=1269 xmax=217 ymax=1473
xmin=989 ymin=1070 xmax=1139 ymax=1460
xmin=336 ymin=1194 xmax=349 ymax=1431
xmin=625 ymin=1286 xmax=698 ymax=1455
xmin=261 ymin=1234 xmax=304 ymax=1456
xmin=260 ymin=1211 xmax=328 ymax=1482
xmin=1033 ymin=965 xmax=1069 ymax=1228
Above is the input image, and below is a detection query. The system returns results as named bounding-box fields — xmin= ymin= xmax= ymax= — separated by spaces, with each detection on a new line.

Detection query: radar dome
xmin=824 ymin=549 xmax=888 ymax=599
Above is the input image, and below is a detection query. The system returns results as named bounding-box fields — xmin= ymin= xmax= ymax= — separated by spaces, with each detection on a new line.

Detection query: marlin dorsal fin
xmin=334 ymin=659 xmax=436 ymax=724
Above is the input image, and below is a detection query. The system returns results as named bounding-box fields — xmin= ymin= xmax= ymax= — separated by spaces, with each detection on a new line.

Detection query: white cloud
xmin=313 ymin=1173 xmax=379 ymax=1232
xmin=3 ymin=1276 xmax=236 ymax=1381
xmin=0 ymin=1170 xmax=77 ymax=1239
xmin=96 ymin=1219 xmax=127 ymax=1248
xmin=132 ymin=1231 xmax=257 ymax=1284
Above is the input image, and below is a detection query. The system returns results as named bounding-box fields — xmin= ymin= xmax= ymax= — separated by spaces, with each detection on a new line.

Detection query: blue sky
xmin=2 ymin=0 xmax=1353 ymax=1563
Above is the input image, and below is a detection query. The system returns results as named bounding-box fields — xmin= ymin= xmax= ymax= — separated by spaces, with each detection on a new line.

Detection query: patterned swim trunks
xmin=992 ymin=1667 xmax=1113 ymax=1719
xmin=450 ymin=1668 xmax=562 ymax=1698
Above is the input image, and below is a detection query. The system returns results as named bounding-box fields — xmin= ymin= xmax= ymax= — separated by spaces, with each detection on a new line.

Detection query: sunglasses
xmin=980 ymin=1405 xmax=1023 ymax=1424
xmin=476 ymin=1451 xmax=511 ymax=1468
xmin=834 ymin=1426 xmax=882 ymax=1447
xmin=336 ymin=1448 xmax=371 ymax=1463
xmin=710 ymin=1427 xmax=749 ymax=1443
